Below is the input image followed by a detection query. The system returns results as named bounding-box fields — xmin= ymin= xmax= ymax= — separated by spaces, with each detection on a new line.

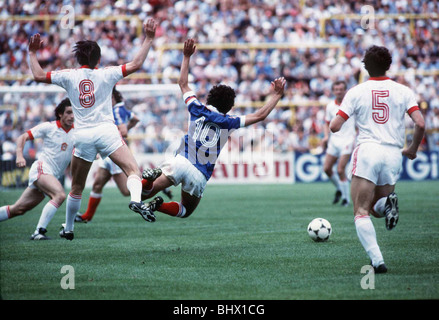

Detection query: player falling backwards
xmin=0 ymin=99 xmax=74 ymax=240
xmin=28 ymin=18 xmax=158 ymax=240
xmin=330 ymin=45 xmax=425 ymax=273
xmin=135 ymin=38 xmax=286 ymax=222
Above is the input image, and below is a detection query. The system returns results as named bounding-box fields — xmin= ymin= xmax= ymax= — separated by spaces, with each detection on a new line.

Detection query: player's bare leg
xmin=108 ymin=145 xmax=143 ymax=201
xmin=35 ymin=174 xmax=66 ymax=206
xmin=31 ymin=174 xmax=67 ymax=239
xmin=109 ymin=145 xmax=156 ymax=221
xmin=351 ymin=175 xmax=387 ymax=273
xmin=370 ymin=184 xmax=398 ymax=230
xmin=323 ymin=154 xmax=342 ymax=204
xmin=2 ymin=187 xmax=45 ymax=219
xmin=141 ymin=173 xmax=173 ymax=201
xmin=113 ymin=172 xmax=130 ymax=196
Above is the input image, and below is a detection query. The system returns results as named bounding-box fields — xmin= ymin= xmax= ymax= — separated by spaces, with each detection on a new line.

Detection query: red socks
xmin=158 ymin=202 xmax=186 ymax=218
xmin=81 ymin=192 xmax=102 ymax=221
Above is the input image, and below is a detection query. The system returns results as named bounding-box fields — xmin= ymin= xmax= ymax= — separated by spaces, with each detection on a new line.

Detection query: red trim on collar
xmin=369 ymin=76 xmax=390 ymax=81
xmin=80 ymin=65 xmax=97 ymax=70
xmin=56 ymin=120 xmax=74 ymax=133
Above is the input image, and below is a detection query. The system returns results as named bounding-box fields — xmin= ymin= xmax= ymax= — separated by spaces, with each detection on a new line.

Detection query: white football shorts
xmin=98 ymin=156 xmax=124 ymax=175
xmin=161 ymin=154 xmax=207 ymax=198
xmin=28 ymin=160 xmax=56 ymax=189
xmin=350 ymin=142 xmax=402 ymax=186
xmin=327 ymin=136 xmax=355 ymax=157
xmin=73 ymin=123 xmax=124 ymax=162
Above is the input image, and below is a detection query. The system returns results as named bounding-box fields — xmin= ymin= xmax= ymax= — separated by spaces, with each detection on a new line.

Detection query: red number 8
xmin=79 ymin=79 xmax=95 ymax=108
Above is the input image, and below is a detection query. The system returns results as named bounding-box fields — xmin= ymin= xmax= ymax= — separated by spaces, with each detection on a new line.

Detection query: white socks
xmin=373 ymin=197 xmax=387 ymax=217
xmin=65 ymin=193 xmax=82 ymax=232
xmin=127 ymin=175 xmax=142 ymax=203
xmin=339 ymin=179 xmax=350 ymax=202
xmin=0 ymin=206 xmax=10 ymax=222
xmin=329 ymin=173 xmax=341 ymax=190
xmin=355 ymin=215 xmax=384 ymax=267
xmin=35 ymin=200 xmax=59 ymax=231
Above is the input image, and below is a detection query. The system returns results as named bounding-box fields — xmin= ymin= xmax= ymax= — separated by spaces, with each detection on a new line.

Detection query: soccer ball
xmin=307 ymin=218 xmax=332 ymax=242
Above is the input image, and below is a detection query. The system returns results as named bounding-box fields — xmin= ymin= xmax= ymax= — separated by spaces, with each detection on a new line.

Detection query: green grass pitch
xmin=0 ymin=180 xmax=438 ymax=300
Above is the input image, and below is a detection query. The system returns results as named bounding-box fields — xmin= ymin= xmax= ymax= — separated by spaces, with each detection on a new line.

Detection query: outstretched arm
xmin=244 ymin=77 xmax=286 ymax=126
xmin=28 ymin=34 xmax=48 ymax=83
xmin=178 ymin=38 xmax=196 ymax=95
xmin=124 ymin=18 xmax=158 ymax=76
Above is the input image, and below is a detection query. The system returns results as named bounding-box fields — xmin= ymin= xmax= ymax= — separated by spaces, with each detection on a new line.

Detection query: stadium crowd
xmin=1 ymin=0 xmax=439 ymax=161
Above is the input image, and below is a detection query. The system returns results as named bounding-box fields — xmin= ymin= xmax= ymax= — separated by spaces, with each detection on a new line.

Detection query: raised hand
xmin=144 ymin=18 xmax=158 ymax=39
xmin=183 ymin=38 xmax=196 ymax=57
xmin=29 ymin=34 xmax=43 ymax=53
xmin=271 ymin=77 xmax=286 ymax=95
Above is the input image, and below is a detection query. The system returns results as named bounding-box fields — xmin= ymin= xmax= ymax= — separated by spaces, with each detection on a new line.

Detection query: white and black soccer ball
xmin=307 ymin=218 xmax=332 ymax=242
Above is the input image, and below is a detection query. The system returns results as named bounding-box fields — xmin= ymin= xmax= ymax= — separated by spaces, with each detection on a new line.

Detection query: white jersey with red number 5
xmin=337 ymin=76 xmax=419 ymax=148
xmin=46 ymin=65 xmax=127 ymax=129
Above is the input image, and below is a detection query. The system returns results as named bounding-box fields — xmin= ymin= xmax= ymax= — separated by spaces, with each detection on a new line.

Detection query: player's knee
xmin=92 ymin=185 xmax=104 ymax=194
xmin=337 ymin=167 xmax=346 ymax=178
xmin=323 ymin=167 xmax=332 ymax=176
xmin=54 ymin=191 xmax=67 ymax=204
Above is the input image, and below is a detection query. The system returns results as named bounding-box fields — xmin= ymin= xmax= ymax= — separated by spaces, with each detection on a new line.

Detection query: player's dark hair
xmin=206 ymin=84 xmax=236 ymax=114
xmin=55 ymin=98 xmax=72 ymax=120
xmin=73 ymin=40 xmax=101 ymax=69
xmin=362 ymin=45 xmax=392 ymax=77
xmin=332 ymin=80 xmax=347 ymax=90
xmin=112 ymin=87 xmax=123 ymax=103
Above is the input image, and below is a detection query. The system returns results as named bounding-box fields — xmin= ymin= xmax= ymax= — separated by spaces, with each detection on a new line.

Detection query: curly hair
xmin=55 ymin=98 xmax=72 ymax=120
xmin=206 ymin=84 xmax=236 ymax=114
xmin=362 ymin=45 xmax=392 ymax=77
xmin=73 ymin=40 xmax=101 ymax=69
xmin=112 ymin=87 xmax=123 ymax=103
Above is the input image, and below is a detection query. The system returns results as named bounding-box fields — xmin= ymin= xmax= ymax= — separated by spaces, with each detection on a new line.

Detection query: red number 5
xmin=372 ymin=90 xmax=389 ymax=124
xmin=79 ymin=79 xmax=95 ymax=108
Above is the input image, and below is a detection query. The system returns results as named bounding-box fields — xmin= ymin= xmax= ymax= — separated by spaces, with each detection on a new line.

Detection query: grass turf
xmin=0 ymin=180 xmax=438 ymax=300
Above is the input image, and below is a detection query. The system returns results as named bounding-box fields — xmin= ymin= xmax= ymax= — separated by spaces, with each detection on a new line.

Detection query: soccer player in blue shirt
xmin=137 ymin=38 xmax=286 ymax=222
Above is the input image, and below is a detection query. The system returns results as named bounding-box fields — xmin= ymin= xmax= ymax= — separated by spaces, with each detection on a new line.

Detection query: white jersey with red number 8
xmin=46 ymin=65 xmax=127 ymax=129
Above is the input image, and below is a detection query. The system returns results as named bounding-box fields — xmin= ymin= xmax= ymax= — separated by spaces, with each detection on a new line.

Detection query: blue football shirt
xmin=177 ymin=91 xmax=246 ymax=180
xmin=113 ymin=102 xmax=133 ymax=125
